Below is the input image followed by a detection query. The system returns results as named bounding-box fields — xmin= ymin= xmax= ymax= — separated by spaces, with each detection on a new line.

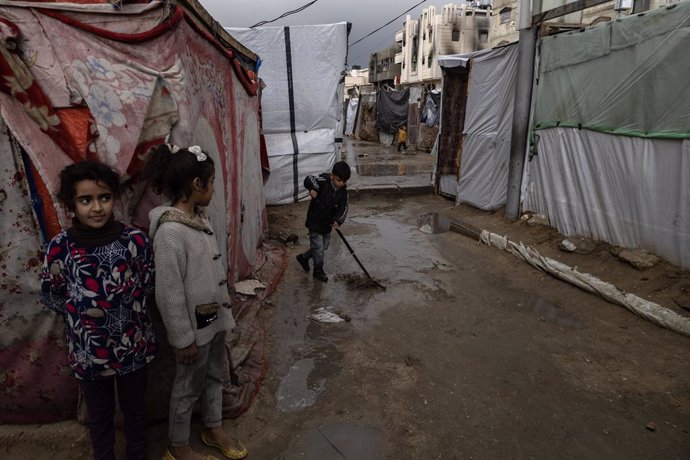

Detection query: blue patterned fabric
xmin=40 ymin=226 xmax=157 ymax=380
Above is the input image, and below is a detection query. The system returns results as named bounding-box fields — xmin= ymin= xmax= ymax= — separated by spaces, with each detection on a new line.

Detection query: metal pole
xmin=505 ymin=0 xmax=537 ymax=219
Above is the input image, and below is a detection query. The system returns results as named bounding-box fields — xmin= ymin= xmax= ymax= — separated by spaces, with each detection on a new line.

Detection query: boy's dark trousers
xmin=397 ymin=141 xmax=407 ymax=151
xmin=80 ymin=367 xmax=148 ymax=460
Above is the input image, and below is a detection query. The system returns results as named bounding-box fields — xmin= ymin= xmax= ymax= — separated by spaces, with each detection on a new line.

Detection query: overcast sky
xmin=198 ymin=0 xmax=441 ymax=68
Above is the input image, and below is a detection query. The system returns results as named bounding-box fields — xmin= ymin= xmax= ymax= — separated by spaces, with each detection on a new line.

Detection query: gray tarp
xmin=525 ymin=2 xmax=690 ymax=268
xmin=436 ymin=46 xmax=518 ymax=201
xmin=456 ymin=44 xmax=518 ymax=210
xmin=534 ymin=2 xmax=690 ymax=139
xmin=376 ymin=88 xmax=409 ymax=134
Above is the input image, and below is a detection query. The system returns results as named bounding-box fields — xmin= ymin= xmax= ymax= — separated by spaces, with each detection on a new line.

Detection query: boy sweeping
xmin=296 ymin=161 xmax=351 ymax=282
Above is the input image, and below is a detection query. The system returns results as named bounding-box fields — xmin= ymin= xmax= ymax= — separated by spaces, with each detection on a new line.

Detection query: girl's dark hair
xmin=57 ymin=160 xmax=120 ymax=211
xmin=143 ymin=144 xmax=215 ymax=203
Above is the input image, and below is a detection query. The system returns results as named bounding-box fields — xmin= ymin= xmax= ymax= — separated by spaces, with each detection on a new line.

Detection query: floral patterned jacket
xmin=40 ymin=226 xmax=157 ymax=380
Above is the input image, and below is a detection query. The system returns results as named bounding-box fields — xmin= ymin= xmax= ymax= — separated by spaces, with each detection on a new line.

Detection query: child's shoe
xmin=313 ymin=269 xmax=328 ymax=282
xmin=296 ymin=254 xmax=310 ymax=272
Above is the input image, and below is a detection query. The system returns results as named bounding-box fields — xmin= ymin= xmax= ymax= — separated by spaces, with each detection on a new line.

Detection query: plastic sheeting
xmin=535 ymin=2 xmax=690 ymax=139
xmin=345 ymin=97 xmax=358 ymax=136
xmin=480 ymin=230 xmax=690 ymax=337
xmin=376 ymin=88 xmax=409 ymax=134
xmin=524 ymin=129 xmax=690 ymax=269
xmin=456 ymin=44 xmax=518 ymax=210
xmin=420 ymin=91 xmax=441 ymax=128
xmin=228 ymin=23 xmax=348 ymax=204
xmin=0 ymin=2 xmax=267 ymax=423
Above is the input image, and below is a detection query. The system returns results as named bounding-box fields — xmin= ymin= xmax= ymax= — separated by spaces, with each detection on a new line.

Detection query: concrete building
xmin=489 ymin=0 xmax=679 ymax=47
xmin=369 ymin=43 xmax=402 ymax=85
xmin=344 ymin=67 xmax=370 ymax=100
xmin=399 ymin=3 xmax=490 ymax=85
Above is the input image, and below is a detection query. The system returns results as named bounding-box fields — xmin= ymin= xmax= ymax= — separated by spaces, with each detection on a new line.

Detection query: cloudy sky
xmin=198 ymin=0 xmax=439 ymax=68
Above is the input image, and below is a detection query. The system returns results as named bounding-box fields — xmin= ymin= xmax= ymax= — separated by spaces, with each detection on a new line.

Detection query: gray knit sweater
xmin=149 ymin=206 xmax=235 ymax=349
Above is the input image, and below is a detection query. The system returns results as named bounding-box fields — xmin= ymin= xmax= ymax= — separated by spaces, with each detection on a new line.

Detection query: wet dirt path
xmin=246 ymin=195 xmax=690 ymax=459
xmin=3 ymin=194 xmax=686 ymax=460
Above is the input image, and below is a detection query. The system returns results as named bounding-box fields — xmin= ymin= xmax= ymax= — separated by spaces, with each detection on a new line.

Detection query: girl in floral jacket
xmin=41 ymin=160 xmax=157 ymax=460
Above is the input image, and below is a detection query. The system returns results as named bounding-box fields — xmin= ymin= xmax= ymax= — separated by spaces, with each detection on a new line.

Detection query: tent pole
xmin=505 ymin=1 xmax=537 ymax=220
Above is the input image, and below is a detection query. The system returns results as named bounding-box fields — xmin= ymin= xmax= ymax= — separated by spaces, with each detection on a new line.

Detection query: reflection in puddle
xmin=276 ymin=358 xmax=322 ymax=412
xmin=418 ymin=212 xmax=451 ymax=234
xmin=517 ymin=294 xmax=583 ymax=328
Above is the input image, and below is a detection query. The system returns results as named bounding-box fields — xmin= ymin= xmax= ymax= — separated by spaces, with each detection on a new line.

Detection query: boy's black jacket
xmin=304 ymin=173 xmax=348 ymax=234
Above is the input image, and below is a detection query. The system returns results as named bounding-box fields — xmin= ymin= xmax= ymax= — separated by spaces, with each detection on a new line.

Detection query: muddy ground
xmin=244 ymin=193 xmax=690 ymax=459
xmin=2 ymin=177 xmax=689 ymax=458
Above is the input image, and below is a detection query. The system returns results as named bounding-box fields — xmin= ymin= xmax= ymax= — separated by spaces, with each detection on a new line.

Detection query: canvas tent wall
xmin=437 ymin=44 xmax=518 ymax=207
xmin=0 ymin=0 xmax=267 ymax=423
xmin=228 ymin=23 xmax=348 ymax=205
xmin=524 ymin=1 xmax=690 ymax=269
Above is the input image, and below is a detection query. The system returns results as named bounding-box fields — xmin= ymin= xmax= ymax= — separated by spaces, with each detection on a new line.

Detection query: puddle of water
xmin=418 ymin=212 xmax=451 ymax=234
xmin=516 ymin=294 xmax=583 ymax=328
xmin=276 ymin=358 xmax=323 ymax=412
xmin=282 ymin=422 xmax=384 ymax=460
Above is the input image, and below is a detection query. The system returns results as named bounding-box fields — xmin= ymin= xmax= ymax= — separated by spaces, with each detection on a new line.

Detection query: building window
xmin=500 ymin=7 xmax=512 ymax=24
xmin=632 ymin=0 xmax=650 ymax=13
xmin=428 ymin=53 xmax=433 ymax=68
xmin=479 ymin=30 xmax=488 ymax=43
xmin=451 ymin=25 xmax=460 ymax=41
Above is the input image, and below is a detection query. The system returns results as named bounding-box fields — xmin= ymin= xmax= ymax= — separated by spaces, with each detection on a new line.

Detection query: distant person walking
xmin=397 ymin=125 xmax=408 ymax=152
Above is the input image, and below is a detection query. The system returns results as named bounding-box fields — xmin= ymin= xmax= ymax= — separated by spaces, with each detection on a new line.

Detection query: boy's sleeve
xmin=304 ymin=174 xmax=320 ymax=191
xmin=334 ymin=190 xmax=349 ymax=226
xmin=153 ymin=226 xmax=195 ymax=349
xmin=40 ymin=238 xmax=68 ymax=314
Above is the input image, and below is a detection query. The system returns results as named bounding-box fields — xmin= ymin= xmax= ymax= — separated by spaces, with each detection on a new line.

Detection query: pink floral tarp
xmin=0 ymin=1 xmax=271 ymax=423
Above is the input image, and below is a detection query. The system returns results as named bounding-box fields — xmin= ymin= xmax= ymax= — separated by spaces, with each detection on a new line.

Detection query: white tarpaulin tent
xmin=228 ymin=23 xmax=348 ymax=205
xmin=524 ymin=2 xmax=690 ymax=268
xmin=437 ymin=44 xmax=518 ymax=208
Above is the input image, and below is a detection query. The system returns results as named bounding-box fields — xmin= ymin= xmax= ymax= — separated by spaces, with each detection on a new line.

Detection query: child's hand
xmin=175 ymin=343 xmax=199 ymax=365
xmin=332 ymin=222 xmax=339 ymax=230
xmin=310 ymin=190 xmax=318 ymax=199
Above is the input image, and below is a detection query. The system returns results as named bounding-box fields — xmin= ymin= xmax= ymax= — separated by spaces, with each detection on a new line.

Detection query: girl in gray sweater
xmin=145 ymin=144 xmax=247 ymax=460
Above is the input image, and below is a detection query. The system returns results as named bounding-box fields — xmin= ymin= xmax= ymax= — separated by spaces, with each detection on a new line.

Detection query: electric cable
xmin=348 ymin=0 xmax=430 ymax=47
xmin=250 ymin=0 xmax=320 ymax=28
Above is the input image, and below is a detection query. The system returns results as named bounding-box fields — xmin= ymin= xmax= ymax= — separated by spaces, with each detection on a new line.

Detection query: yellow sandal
xmin=200 ymin=430 xmax=248 ymax=460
